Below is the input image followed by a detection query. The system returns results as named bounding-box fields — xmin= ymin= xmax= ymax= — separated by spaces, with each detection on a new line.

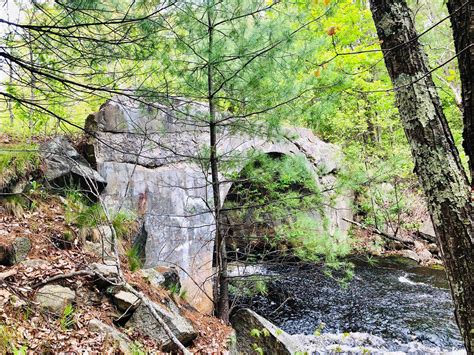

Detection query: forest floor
xmin=0 ymin=193 xmax=232 ymax=353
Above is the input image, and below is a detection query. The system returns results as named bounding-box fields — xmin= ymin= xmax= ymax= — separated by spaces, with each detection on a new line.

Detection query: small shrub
xmin=130 ymin=342 xmax=147 ymax=355
xmin=168 ymin=282 xmax=181 ymax=295
xmin=250 ymin=328 xmax=261 ymax=338
xmin=229 ymin=277 xmax=270 ymax=298
xmin=251 ymin=343 xmax=264 ymax=355
xmin=313 ymin=322 xmax=325 ymax=336
xmin=112 ymin=211 xmax=138 ymax=240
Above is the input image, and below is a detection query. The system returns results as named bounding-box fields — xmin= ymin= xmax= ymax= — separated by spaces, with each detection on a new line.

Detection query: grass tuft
xmin=0 ymin=143 xmax=40 ymax=188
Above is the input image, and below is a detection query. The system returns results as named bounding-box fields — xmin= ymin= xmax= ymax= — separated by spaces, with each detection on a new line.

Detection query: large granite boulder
xmin=40 ymin=136 xmax=106 ymax=190
xmin=90 ymin=97 xmax=353 ymax=312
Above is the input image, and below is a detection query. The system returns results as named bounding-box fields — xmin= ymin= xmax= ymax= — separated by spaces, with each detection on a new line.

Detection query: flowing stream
xmin=234 ymin=256 xmax=464 ymax=351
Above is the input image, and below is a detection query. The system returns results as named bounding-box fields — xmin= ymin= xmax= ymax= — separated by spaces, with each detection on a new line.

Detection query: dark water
xmin=236 ymin=256 xmax=463 ymax=350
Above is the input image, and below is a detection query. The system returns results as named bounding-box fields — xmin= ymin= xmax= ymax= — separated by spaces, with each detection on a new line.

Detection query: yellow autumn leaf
xmin=327 ymin=26 xmax=337 ymax=36
xmin=324 ymin=0 xmax=330 ymax=5
xmin=314 ymin=69 xmax=321 ymax=77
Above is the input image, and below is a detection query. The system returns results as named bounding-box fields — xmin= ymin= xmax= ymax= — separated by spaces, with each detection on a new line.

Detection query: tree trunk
xmin=447 ymin=0 xmax=474 ymax=187
xmin=369 ymin=0 xmax=474 ymax=352
xmin=207 ymin=3 xmax=230 ymax=323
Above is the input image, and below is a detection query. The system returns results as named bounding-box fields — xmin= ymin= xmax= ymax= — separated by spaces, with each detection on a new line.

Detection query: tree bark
xmin=369 ymin=0 xmax=474 ymax=352
xmin=447 ymin=0 xmax=474 ymax=187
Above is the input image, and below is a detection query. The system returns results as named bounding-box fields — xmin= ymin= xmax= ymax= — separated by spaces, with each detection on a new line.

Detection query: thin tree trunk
xmin=7 ymin=60 xmax=14 ymax=125
xmin=207 ymin=2 xmax=229 ymax=323
xmin=369 ymin=0 xmax=474 ymax=352
xmin=28 ymin=30 xmax=35 ymax=135
xmin=447 ymin=0 xmax=474 ymax=187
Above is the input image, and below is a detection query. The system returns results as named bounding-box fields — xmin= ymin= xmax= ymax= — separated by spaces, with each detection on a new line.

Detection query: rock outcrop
xmin=40 ymin=136 xmax=106 ymax=191
xmin=112 ymin=290 xmax=140 ymax=313
xmin=89 ymin=96 xmax=353 ymax=312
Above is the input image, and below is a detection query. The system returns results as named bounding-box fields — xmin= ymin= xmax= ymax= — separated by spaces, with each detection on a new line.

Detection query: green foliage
xmin=1 ymin=195 xmax=27 ymax=218
xmin=225 ymin=153 xmax=352 ymax=273
xmin=252 ymin=343 xmax=264 ymax=355
xmin=227 ymin=334 xmax=237 ymax=347
xmin=167 ymin=282 xmax=187 ymax=299
xmin=112 ymin=211 xmax=138 ymax=240
xmin=276 ymin=215 xmax=352 ymax=264
xmin=130 ymin=342 xmax=147 ymax=355
xmin=0 ymin=325 xmax=14 ymax=353
xmin=0 ymin=325 xmax=26 ymax=354
xmin=250 ymin=327 xmax=270 ymax=355
xmin=13 ymin=346 xmax=28 ymax=355
xmin=250 ymin=328 xmax=261 ymax=338
xmin=63 ymin=188 xmax=89 ymax=225
xmin=168 ymin=282 xmax=181 ymax=295
xmin=64 ymin=190 xmax=137 ymax=240
xmin=179 ymin=288 xmax=187 ymax=300
xmin=60 ymin=304 xmax=75 ymax=330
xmin=225 ymin=153 xmax=323 ymax=235
xmin=339 ymin=143 xmax=423 ymax=235
xmin=313 ymin=322 xmax=326 ymax=336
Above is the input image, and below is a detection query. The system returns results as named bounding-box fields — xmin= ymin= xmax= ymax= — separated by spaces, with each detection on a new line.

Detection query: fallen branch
xmin=0 ymin=269 xmax=17 ymax=281
xmin=417 ymin=230 xmax=437 ymax=243
xmin=31 ymin=270 xmax=94 ymax=288
xmin=343 ymin=218 xmax=414 ymax=246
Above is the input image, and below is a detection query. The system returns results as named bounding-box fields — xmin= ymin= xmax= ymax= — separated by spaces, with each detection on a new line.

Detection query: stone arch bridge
xmin=89 ymin=97 xmax=352 ymax=312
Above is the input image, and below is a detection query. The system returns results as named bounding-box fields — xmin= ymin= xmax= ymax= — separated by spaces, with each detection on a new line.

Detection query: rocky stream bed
xmin=233 ymin=256 xmax=465 ymax=353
